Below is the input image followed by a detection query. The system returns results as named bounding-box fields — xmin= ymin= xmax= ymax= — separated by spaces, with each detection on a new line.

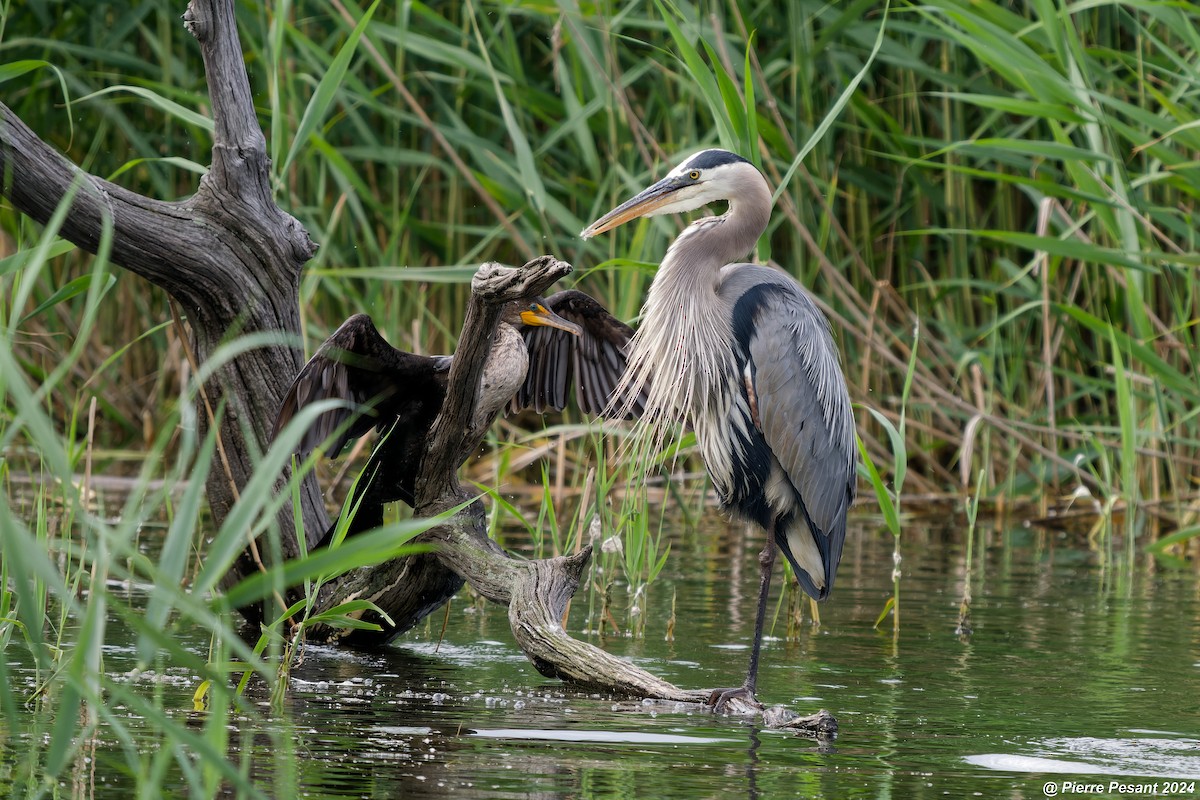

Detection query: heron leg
xmin=708 ymin=524 xmax=776 ymax=713
xmin=745 ymin=532 xmax=777 ymax=695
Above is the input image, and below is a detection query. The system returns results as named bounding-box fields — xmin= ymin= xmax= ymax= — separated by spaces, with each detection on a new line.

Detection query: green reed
xmin=11 ymin=0 xmax=1200 ymax=514
xmin=5 ymin=1 xmax=1200 ymax=793
xmin=858 ymin=321 xmax=919 ymax=640
xmin=0 ymin=194 xmax=436 ymax=796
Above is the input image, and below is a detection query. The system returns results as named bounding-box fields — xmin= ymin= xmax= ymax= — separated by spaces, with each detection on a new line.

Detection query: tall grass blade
xmin=279 ymin=0 xmax=381 ymax=178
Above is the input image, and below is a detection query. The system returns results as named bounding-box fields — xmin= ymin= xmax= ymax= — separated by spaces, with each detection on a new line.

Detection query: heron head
xmin=511 ymin=298 xmax=583 ymax=336
xmin=580 ymin=149 xmax=760 ymax=239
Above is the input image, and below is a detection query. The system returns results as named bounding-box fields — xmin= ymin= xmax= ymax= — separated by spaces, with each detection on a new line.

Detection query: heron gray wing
xmin=512 ymin=289 xmax=646 ymax=417
xmin=744 ymin=283 xmax=856 ymax=531
xmin=272 ymin=314 xmax=442 ymax=455
xmin=724 ymin=270 xmax=855 ymax=599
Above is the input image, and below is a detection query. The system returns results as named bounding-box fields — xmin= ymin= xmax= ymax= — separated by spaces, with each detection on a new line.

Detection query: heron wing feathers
xmin=735 ymin=279 xmax=856 ymax=598
xmin=746 ymin=288 xmax=856 ymax=530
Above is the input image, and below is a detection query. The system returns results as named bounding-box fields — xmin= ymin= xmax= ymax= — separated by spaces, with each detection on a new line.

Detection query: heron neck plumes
xmin=616 ymin=174 xmax=771 ymax=449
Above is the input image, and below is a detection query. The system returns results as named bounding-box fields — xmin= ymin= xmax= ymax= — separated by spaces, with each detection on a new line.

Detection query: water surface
xmin=4 ymin=513 xmax=1198 ymax=798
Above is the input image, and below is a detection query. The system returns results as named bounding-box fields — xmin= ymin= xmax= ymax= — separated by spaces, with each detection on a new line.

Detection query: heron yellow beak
xmin=580 ymin=175 xmax=691 ymax=239
xmin=519 ymin=303 xmax=583 ymax=336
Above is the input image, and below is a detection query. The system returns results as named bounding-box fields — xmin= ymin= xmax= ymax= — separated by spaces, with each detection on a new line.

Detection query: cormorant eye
xmin=688 ymin=170 xmax=700 ymax=180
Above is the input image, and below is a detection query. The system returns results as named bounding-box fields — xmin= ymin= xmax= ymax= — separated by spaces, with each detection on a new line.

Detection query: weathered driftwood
xmin=0 ymin=0 xmax=837 ymax=735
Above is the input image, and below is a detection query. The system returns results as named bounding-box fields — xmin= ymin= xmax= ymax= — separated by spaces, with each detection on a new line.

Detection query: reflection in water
xmin=967 ymin=734 xmax=1200 ymax=779
xmin=746 ymin=726 xmax=761 ymax=799
xmin=3 ymin=516 xmax=1200 ymax=798
xmin=467 ymin=728 xmax=737 ymax=745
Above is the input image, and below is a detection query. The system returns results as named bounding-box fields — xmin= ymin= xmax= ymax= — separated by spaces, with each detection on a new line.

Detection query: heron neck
xmin=614 ymin=175 xmax=773 ymax=433
xmin=660 ymin=184 xmax=771 ymax=285
xmin=623 ymin=183 xmax=770 ymax=421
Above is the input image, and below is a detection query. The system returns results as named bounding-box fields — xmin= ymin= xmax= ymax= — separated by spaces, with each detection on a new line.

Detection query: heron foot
xmin=706 ymin=686 xmax=764 ymax=715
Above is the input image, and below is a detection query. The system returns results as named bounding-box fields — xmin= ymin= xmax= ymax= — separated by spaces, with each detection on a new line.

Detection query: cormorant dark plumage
xmin=274 ymin=292 xmax=642 ymax=548
xmin=511 ymin=289 xmax=646 ymax=417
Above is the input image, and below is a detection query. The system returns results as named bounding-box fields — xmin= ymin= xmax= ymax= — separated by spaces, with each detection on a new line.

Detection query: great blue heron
xmin=582 ymin=148 xmax=857 ymax=711
xmin=273 ymin=291 xmax=642 ymax=549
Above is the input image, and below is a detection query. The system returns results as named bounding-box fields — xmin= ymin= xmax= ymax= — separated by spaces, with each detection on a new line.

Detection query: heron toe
xmin=706 ymin=686 xmax=764 ymax=715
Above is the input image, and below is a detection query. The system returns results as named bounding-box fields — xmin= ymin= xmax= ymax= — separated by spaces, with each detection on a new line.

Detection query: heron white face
xmin=580 ymin=149 xmax=758 ymax=239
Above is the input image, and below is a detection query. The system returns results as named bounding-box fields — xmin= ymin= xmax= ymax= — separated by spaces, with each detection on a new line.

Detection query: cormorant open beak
xmin=520 ymin=302 xmax=583 ymax=336
xmin=580 ymin=174 xmax=692 ymax=239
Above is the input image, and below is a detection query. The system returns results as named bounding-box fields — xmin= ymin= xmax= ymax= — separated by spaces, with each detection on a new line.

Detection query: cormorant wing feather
xmin=511 ymin=289 xmax=646 ymax=417
xmin=272 ymin=313 xmax=449 ymax=455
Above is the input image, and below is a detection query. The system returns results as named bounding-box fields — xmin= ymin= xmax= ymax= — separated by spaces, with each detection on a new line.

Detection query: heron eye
xmin=688 ymin=170 xmax=700 ymax=180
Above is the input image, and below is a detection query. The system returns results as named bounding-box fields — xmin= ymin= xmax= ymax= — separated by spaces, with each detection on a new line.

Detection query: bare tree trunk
xmin=0 ymin=0 xmax=836 ymax=734
xmin=0 ymin=0 xmax=326 ymax=625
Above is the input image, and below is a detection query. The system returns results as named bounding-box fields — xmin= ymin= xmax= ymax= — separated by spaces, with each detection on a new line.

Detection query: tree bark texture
xmin=0 ymin=0 xmax=837 ymax=735
xmin=0 ymin=0 xmax=326 ymax=624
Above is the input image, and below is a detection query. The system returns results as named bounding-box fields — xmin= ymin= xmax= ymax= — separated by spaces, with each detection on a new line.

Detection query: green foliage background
xmin=5 ymin=0 xmax=1200 ymax=506
xmin=3 ymin=1 xmax=1200 ymax=794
